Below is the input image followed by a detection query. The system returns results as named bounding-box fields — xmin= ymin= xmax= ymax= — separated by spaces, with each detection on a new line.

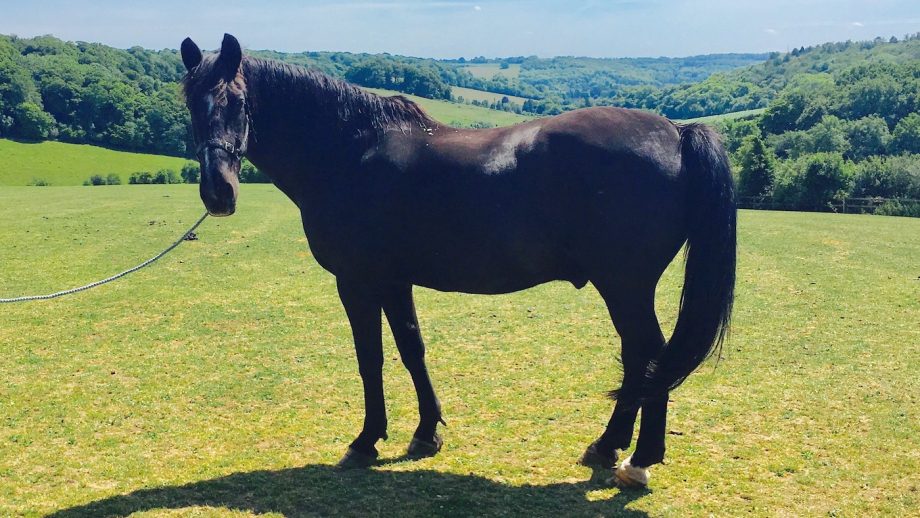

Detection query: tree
xmin=806 ymin=115 xmax=850 ymax=155
xmin=84 ymin=174 xmax=106 ymax=186
xmin=13 ymin=102 xmax=55 ymax=139
xmin=129 ymin=171 xmax=153 ymax=184
xmin=776 ymin=153 xmax=852 ymax=208
xmin=180 ymin=161 xmax=200 ymax=184
xmin=846 ymin=115 xmax=890 ymax=160
xmin=852 ymin=155 xmax=920 ymax=198
xmin=736 ymin=134 xmax=776 ymax=196
xmin=891 ymin=113 xmax=920 ymax=155
xmin=239 ymin=160 xmax=270 ymax=183
xmin=153 ymin=168 xmax=181 ymax=184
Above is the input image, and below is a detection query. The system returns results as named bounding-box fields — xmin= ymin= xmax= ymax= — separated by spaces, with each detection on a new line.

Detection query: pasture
xmin=463 ymin=63 xmax=522 ymax=80
xmin=677 ymin=108 xmax=767 ymax=124
xmin=363 ymin=87 xmax=531 ymax=127
xmin=0 ymin=139 xmax=190 ymax=187
xmin=451 ymin=86 xmax=530 ymax=106
xmin=1 ymin=185 xmax=918 ymax=517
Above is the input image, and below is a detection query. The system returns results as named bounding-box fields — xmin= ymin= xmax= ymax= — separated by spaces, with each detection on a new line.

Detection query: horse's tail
xmin=627 ymin=123 xmax=737 ymax=403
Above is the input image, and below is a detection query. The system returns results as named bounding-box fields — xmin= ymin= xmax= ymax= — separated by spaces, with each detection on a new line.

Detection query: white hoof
xmin=611 ymin=455 xmax=649 ymax=488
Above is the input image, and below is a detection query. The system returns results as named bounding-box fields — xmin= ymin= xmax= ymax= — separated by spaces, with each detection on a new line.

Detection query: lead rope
xmin=0 ymin=212 xmax=209 ymax=303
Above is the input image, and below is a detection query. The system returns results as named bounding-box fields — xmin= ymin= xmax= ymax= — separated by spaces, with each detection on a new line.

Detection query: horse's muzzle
xmin=200 ymin=181 xmax=237 ymax=217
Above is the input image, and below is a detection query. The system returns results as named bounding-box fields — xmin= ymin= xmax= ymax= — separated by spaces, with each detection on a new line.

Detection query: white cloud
xmin=851 ymin=21 xmax=864 ymax=27
xmin=764 ymin=28 xmax=777 ymax=34
xmin=474 ymin=5 xmax=482 ymax=11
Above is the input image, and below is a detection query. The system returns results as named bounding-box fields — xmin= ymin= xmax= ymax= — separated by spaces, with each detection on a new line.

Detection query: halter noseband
xmin=195 ymin=97 xmax=255 ymax=161
xmin=196 ymin=137 xmax=246 ymax=160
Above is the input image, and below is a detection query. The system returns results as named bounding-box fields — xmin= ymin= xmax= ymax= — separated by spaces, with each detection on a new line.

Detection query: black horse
xmin=180 ymin=34 xmax=735 ymax=487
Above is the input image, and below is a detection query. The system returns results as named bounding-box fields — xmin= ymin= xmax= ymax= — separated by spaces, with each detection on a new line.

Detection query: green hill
xmin=614 ymin=36 xmax=920 ymax=119
xmin=363 ymin=88 xmax=531 ymax=127
xmin=0 ymin=139 xmax=189 ymax=186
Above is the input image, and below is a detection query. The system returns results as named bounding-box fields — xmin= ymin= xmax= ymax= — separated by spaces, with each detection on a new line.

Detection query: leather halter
xmin=196 ymin=137 xmax=245 ymax=160
xmin=195 ymin=97 xmax=254 ymax=161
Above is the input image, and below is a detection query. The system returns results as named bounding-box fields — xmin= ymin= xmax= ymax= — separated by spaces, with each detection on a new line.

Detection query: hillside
xmin=0 ymin=139 xmax=189 ymax=186
xmin=612 ymin=36 xmax=920 ymax=119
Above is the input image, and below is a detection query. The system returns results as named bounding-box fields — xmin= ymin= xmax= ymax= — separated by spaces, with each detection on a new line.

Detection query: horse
xmin=179 ymin=34 xmax=736 ymax=487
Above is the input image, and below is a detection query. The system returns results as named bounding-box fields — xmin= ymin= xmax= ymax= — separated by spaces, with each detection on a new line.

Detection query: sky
xmin=2 ymin=0 xmax=919 ymax=58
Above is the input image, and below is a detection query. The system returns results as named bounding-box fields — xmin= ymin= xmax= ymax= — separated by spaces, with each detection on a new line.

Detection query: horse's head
xmin=181 ymin=34 xmax=251 ymax=217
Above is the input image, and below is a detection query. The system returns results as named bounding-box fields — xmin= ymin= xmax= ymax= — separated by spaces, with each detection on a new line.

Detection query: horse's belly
xmin=406 ymin=241 xmax=585 ymax=295
xmin=412 ymin=269 xmax=555 ymax=295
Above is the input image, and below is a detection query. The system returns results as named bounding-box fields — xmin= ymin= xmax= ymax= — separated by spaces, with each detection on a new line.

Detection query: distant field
xmin=1 ymin=185 xmax=917 ymax=516
xmin=451 ymin=86 xmax=529 ymax=106
xmin=0 ymin=139 xmax=189 ymax=186
xmin=364 ymin=87 xmax=532 ymax=127
xmin=463 ymin=63 xmax=521 ymax=79
xmin=678 ymin=108 xmax=766 ymax=124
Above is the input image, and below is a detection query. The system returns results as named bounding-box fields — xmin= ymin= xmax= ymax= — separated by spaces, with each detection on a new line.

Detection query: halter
xmin=196 ymin=137 xmax=246 ymax=160
xmin=195 ymin=97 xmax=255 ymax=161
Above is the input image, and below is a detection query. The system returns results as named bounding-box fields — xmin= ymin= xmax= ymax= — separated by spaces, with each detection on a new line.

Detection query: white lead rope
xmin=1 ymin=212 xmax=209 ymax=304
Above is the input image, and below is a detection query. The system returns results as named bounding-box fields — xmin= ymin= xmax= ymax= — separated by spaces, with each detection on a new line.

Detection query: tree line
xmin=78 ymin=160 xmax=271 ymax=187
xmin=715 ymin=59 xmax=920 ymax=216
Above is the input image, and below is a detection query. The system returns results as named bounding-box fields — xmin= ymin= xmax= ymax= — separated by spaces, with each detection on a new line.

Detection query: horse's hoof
xmin=609 ymin=455 xmax=650 ymax=488
xmin=407 ymin=432 xmax=443 ymax=458
xmin=578 ymin=442 xmax=617 ymax=469
xmin=336 ymin=447 xmax=377 ymax=469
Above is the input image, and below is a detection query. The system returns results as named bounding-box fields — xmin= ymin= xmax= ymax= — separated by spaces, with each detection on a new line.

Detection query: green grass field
xmin=677 ymin=108 xmax=767 ymax=124
xmin=0 ymin=139 xmax=190 ymax=187
xmin=451 ymin=86 xmax=530 ymax=106
xmin=365 ymin=87 xmax=531 ymax=127
xmin=463 ymin=63 xmax=522 ymax=80
xmin=1 ymin=185 xmax=918 ymax=517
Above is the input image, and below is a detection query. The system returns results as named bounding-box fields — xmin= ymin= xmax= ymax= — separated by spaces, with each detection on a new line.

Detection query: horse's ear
xmin=218 ymin=33 xmax=243 ymax=80
xmin=181 ymin=37 xmax=202 ymax=71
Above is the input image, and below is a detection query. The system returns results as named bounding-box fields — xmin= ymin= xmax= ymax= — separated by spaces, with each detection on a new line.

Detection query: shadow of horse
xmin=48 ymin=463 xmax=650 ymax=517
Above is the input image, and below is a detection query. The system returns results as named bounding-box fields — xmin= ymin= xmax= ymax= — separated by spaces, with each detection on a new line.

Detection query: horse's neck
xmin=243 ymin=67 xmax=371 ymax=200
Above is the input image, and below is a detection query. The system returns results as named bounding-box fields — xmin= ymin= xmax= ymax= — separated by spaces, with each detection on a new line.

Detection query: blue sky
xmin=2 ymin=0 xmax=919 ymax=58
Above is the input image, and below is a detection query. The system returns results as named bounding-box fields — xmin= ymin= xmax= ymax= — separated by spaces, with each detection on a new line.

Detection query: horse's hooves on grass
xmin=608 ymin=455 xmax=649 ymax=488
xmin=578 ymin=442 xmax=618 ymax=470
xmin=407 ymin=433 xmax=443 ymax=458
xmin=336 ymin=447 xmax=378 ymax=469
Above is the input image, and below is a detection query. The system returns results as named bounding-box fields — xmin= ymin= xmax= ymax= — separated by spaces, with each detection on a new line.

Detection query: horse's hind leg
xmin=581 ymin=280 xmax=666 ymax=487
xmin=381 ymin=284 xmax=445 ymax=458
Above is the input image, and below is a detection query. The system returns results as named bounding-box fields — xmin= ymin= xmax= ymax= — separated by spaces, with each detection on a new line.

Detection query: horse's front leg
xmin=381 ymin=284 xmax=445 ymax=458
xmin=336 ymin=278 xmax=387 ymax=468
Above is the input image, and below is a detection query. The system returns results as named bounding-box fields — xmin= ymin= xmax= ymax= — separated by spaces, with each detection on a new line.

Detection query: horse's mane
xmin=182 ymin=55 xmax=436 ymax=137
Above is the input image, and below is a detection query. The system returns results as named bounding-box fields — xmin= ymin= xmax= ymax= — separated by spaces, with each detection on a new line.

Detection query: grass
xmin=677 ymin=108 xmax=767 ymax=124
xmin=451 ymin=86 xmax=530 ymax=106
xmin=0 ymin=139 xmax=190 ymax=187
xmin=1 ymin=185 xmax=918 ymax=517
xmin=365 ymin=87 xmax=532 ymax=127
xmin=463 ymin=63 xmax=522 ymax=80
